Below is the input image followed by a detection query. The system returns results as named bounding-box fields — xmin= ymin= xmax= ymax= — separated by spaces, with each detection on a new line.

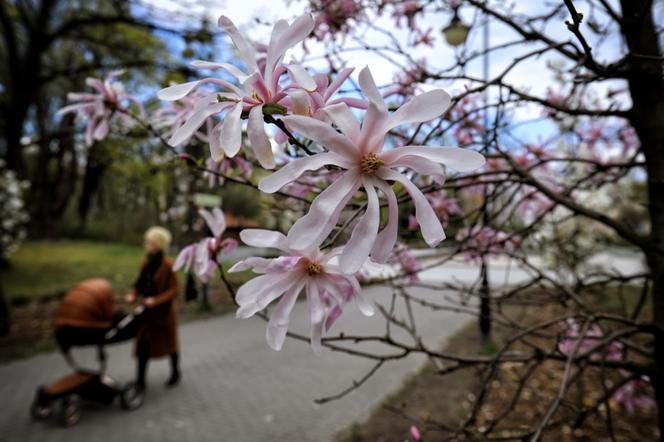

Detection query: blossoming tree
xmin=56 ymin=0 xmax=663 ymax=439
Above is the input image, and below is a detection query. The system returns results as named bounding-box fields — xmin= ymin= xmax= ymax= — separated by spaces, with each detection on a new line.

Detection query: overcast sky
xmin=143 ymin=0 xmax=645 ymax=144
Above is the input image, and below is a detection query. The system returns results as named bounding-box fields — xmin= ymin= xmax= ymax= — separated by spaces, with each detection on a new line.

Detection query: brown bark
xmin=619 ymin=0 xmax=664 ymax=438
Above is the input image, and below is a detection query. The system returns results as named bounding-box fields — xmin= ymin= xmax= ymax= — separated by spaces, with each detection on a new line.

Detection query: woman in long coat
xmin=126 ymin=226 xmax=180 ymax=391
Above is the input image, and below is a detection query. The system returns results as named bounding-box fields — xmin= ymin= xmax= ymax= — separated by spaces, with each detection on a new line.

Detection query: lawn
xmin=2 ymin=240 xmax=145 ymax=302
xmin=1 ymin=240 xmax=251 ymax=303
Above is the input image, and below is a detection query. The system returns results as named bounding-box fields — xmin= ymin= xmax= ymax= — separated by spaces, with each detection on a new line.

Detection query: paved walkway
xmin=0 ymin=251 xmax=643 ymax=442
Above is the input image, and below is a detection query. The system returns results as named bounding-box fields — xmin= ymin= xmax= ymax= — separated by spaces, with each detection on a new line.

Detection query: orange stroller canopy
xmin=55 ymin=278 xmax=115 ymax=329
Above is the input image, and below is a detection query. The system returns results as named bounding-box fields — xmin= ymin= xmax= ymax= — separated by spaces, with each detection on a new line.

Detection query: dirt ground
xmin=339 ymin=302 xmax=659 ymax=442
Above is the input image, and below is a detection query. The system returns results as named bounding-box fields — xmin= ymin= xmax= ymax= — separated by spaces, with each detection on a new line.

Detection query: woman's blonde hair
xmin=145 ymin=226 xmax=172 ymax=252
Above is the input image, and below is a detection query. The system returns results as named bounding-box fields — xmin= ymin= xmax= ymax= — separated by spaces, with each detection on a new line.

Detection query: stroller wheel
xmin=30 ymin=387 xmax=53 ymax=421
xmin=30 ymin=399 xmax=53 ymax=421
xmin=120 ymin=382 xmax=144 ymax=410
xmin=59 ymin=395 xmax=82 ymax=427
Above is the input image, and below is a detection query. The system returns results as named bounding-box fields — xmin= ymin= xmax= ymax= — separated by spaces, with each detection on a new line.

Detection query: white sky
xmin=143 ymin=0 xmax=635 ymax=141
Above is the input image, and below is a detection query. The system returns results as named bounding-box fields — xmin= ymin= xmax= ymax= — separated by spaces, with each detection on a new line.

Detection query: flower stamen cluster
xmin=305 ymin=260 xmax=322 ymax=276
xmin=360 ymin=153 xmax=384 ymax=175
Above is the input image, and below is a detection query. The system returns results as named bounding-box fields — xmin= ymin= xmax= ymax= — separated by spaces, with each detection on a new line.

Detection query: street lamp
xmin=442 ymin=8 xmax=470 ymax=47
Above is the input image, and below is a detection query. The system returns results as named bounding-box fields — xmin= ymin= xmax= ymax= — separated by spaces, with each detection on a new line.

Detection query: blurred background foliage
xmin=0 ymin=0 xmax=242 ymax=252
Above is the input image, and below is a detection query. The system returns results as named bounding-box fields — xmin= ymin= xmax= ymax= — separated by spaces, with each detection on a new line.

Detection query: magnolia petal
xmin=199 ymin=207 xmax=226 ymax=238
xmin=86 ymin=78 xmax=106 ymax=95
xmin=228 ymin=257 xmax=273 ymax=273
xmin=264 ymin=19 xmax=290 ymax=86
xmin=67 ymin=92 xmax=98 ymax=102
xmin=218 ymin=16 xmax=257 ymax=72
xmin=157 ymin=81 xmax=201 ymax=101
xmin=57 ymin=103 xmax=93 ymax=116
xmin=220 ymin=102 xmax=243 ymax=157
xmin=93 ymin=118 xmax=109 ymax=141
xmin=323 ymin=67 xmax=354 ymax=102
xmin=371 ymin=180 xmax=399 ymax=263
xmin=324 ymin=305 xmax=343 ymax=332
xmin=235 ymin=272 xmax=298 ymax=318
xmin=194 ymin=239 xmax=213 ymax=276
xmin=248 ymin=105 xmax=276 ymax=169
xmin=320 ymin=103 xmax=361 ymax=143
xmin=310 ymin=316 xmax=324 ymax=352
xmin=169 ymin=101 xmax=228 ymax=147
xmin=358 ymin=66 xmax=385 ymax=108
xmin=266 ymin=279 xmax=305 ymax=350
xmin=357 ymin=67 xmax=389 ymax=153
xmin=360 ymin=101 xmax=388 ymax=155
xmin=287 ymin=169 xmax=361 ymax=251
xmin=306 ymin=282 xmax=325 ymax=352
xmin=331 ymin=97 xmax=369 ymax=109
xmin=259 ymin=152 xmax=350 ymax=193
xmin=287 ymin=89 xmax=312 ymax=116
xmin=240 ymin=229 xmax=289 ymax=252
xmin=85 ymin=118 xmax=96 ymax=146
xmin=191 ymin=60 xmax=248 ymax=82
xmin=385 ymin=89 xmax=451 ymax=132
xmin=393 ymin=155 xmax=446 ymax=184
xmin=265 ymin=15 xmax=315 ymax=82
xmin=340 ymin=178 xmax=380 ymax=273
xmin=281 ymin=115 xmax=358 ymax=159
xmin=382 ymin=146 xmax=485 ymax=172
xmin=287 ymin=64 xmax=317 ymax=92
xmin=173 ymin=244 xmax=196 ymax=272
xmin=379 ymin=168 xmax=446 ymax=247
xmin=346 ymin=275 xmax=375 ymax=316
xmin=306 ymin=281 xmax=326 ymax=325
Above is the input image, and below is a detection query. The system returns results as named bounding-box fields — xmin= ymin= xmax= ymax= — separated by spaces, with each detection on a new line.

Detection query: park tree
xmin=0 ymin=0 xmax=219 ymax=236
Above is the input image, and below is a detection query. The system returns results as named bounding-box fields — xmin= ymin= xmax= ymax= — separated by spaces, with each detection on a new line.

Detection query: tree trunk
xmin=78 ymin=143 xmax=109 ymax=231
xmin=0 ymin=280 xmax=8 ymax=336
xmin=619 ymin=1 xmax=664 ymax=437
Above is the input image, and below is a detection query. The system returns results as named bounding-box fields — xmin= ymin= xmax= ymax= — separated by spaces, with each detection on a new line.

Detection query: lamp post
xmin=442 ymin=4 xmax=493 ymax=346
xmin=442 ymin=7 xmax=470 ymax=47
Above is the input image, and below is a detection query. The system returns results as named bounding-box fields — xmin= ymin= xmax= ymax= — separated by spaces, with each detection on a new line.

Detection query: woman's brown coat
xmin=133 ymin=256 xmax=179 ymax=358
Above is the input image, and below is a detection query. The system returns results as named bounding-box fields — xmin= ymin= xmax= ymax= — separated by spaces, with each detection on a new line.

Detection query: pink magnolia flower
xmin=173 ymin=208 xmax=238 ymax=282
xmin=410 ymin=425 xmax=422 ymax=441
xmin=157 ymin=14 xmax=316 ymax=169
xmin=456 ymin=226 xmax=518 ymax=263
xmin=259 ymin=67 xmax=485 ymax=273
xmin=413 ymin=27 xmax=435 ymax=47
xmin=392 ymin=1 xmax=423 ymax=30
xmin=283 ymin=68 xmax=367 ymax=118
xmin=558 ymin=319 xmax=622 ymax=361
xmin=276 ymin=67 xmax=368 ymax=144
xmin=311 ymin=0 xmax=365 ymax=41
xmin=153 ymin=89 xmax=215 ymax=148
xmin=229 ymin=229 xmax=374 ymax=351
xmin=614 ymin=376 xmax=655 ymax=414
xmin=391 ymin=243 xmax=421 ymax=283
xmin=58 ymin=70 xmax=142 ymax=146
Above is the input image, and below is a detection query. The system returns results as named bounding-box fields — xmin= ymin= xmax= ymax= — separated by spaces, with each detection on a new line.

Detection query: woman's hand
xmin=144 ymin=297 xmax=156 ymax=308
xmin=125 ymin=292 xmax=137 ymax=304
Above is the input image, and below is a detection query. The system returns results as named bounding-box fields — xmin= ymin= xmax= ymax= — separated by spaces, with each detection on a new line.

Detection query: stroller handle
xmin=104 ymin=305 xmax=144 ymax=341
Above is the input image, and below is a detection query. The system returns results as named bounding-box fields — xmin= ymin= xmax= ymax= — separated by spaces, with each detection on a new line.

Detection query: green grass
xmin=1 ymin=240 xmax=145 ymax=302
xmin=1 ymin=240 xmax=255 ymax=304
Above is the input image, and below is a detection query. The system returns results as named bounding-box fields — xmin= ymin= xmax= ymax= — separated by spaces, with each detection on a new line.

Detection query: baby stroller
xmin=30 ymin=279 xmax=145 ymax=426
